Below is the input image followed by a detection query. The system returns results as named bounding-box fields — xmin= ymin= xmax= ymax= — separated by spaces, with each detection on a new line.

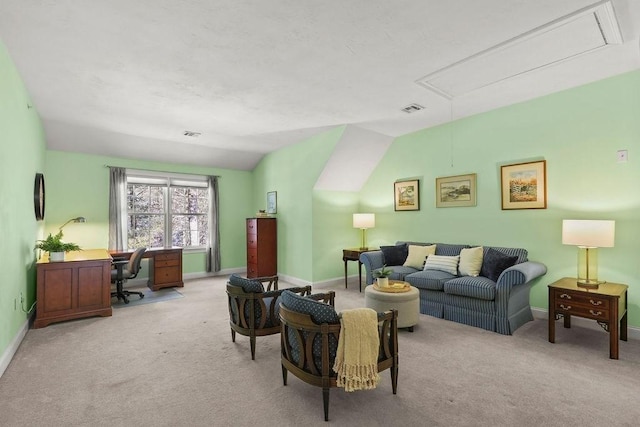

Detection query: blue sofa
xmin=359 ymin=242 xmax=547 ymax=334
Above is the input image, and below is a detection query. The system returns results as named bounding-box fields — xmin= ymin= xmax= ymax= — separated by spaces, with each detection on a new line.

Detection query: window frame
xmin=125 ymin=170 xmax=209 ymax=251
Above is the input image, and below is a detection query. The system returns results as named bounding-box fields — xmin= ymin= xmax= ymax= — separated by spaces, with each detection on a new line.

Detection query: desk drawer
xmin=555 ymin=301 xmax=609 ymax=321
xmin=155 ymin=266 xmax=182 ymax=284
xmin=155 ymin=252 xmax=180 ymax=262
xmin=155 ymin=258 xmax=180 ymax=268
xmin=247 ymin=248 xmax=258 ymax=264
xmin=246 ymin=219 xmax=258 ymax=236
xmin=556 ymin=291 xmax=610 ymax=310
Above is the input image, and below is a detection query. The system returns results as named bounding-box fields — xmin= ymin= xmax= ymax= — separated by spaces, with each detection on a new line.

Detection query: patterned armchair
xmin=279 ymin=290 xmax=399 ymax=421
xmin=226 ymin=274 xmax=311 ymax=360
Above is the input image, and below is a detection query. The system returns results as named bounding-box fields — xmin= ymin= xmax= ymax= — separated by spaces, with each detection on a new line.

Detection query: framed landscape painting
xmin=436 ymin=173 xmax=477 ymax=208
xmin=394 ymin=179 xmax=420 ymax=211
xmin=501 ymin=160 xmax=547 ymax=210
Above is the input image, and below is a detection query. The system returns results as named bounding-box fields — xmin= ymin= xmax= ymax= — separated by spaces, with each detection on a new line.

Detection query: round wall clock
xmin=34 ymin=173 xmax=45 ymax=220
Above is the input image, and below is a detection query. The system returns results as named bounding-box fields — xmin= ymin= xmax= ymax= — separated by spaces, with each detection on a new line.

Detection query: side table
xmin=342 ymin=247 xmax=377 ymax=292
xmin=548 ymin=277 xmax=628 ymax=359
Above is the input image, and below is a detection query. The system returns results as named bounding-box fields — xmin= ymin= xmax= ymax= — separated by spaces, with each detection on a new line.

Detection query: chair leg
xmin=250 ymin=336 xmax=256 ymax=360
xmin=282 ymin=365 xmax=288 ymax=385
xmin=322 ymin=388 xmax=330 ymax=421
xmin=391 ymin=360 xmax=398 ymax=394
xmin=230 ymin=329 xmax=236 ymax=342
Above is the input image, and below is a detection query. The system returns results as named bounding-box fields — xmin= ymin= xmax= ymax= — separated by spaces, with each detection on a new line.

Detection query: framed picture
xmin=394 ymin=179 xmax=420 ymax=211
xmin=501 ymin=160 xmax=547 ymax=210
xmin=436 ymin=173 xmax=477 ymax=208
xmin=266 ymin=191 xmax=277 ymax=214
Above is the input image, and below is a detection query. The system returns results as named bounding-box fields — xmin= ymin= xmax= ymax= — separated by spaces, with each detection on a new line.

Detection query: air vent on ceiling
xmin=183 ymin=131 xmax=201 ymax=137
xmin=401 ymin=103 xmax=425 ymax=113
xmin=416 ymin=1 xmax=623 ymax=99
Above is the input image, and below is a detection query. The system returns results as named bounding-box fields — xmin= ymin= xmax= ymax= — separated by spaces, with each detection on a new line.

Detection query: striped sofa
xmin=359 ymin=242 xmax=547 ymax=335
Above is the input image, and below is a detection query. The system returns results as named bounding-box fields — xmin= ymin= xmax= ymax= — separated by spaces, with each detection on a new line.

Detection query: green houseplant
xmin=373 ymin=264 xmax=393 ymax=288
xmin=35 ymin=231 xmax=81 ymax=262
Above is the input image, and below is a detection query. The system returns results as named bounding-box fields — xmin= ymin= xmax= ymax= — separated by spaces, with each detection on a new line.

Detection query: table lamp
xmin=59 ymin=216 xmax=86 ymax=232
xmin=353 ymin=213 xmax=375 ymax=250
xmin=562 ymin=219 xmax=615 ymax=288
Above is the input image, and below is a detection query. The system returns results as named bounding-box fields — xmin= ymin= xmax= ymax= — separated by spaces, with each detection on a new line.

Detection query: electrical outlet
xmin=617 ymin=149 xmax=628 ymax=163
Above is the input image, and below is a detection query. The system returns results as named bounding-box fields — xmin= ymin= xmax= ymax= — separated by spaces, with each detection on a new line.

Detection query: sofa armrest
xmin=359 ymin=250 xmax=385 ymax=285
xmin=496 ymin=261 xmax=547 ymax=291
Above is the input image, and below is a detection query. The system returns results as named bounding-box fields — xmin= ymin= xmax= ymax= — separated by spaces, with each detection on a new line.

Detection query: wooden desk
xmin=109 ymin=247 xmax=183 ymax=291
xmin=342 ymin=247 xmax=377 ymax=292
xmin=548 ymin=277 xmax=628 ymax=359
xmin=35 ymin=249 xmax=112 ymax=328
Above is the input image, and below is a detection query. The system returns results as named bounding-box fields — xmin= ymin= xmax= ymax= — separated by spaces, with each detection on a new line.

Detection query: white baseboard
xmin=0 ymin=317 xmax=30 ymax=379
xmin=531 ymin=307 xmax=640 ymax=341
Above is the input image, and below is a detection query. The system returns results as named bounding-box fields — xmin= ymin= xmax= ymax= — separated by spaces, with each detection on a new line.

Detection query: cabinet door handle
xmin=560 ymin=304 xmax=572 ymax=310
xmin=560 ymin=293 xmax=572 ymax=299
xmin=589 ymin=299 xmax=603 ymax=306
xmin=589 ymin=310 xmax=602 ymax=316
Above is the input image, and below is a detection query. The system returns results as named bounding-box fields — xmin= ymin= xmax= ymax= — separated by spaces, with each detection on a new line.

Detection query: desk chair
xmin=111 ymin=247 xmax=147 ymax=304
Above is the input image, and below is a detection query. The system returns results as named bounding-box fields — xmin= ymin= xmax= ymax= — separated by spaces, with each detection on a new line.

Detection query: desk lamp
xmin=353 ymin=213 xmax=375 ymax=250
xmin=59 ymin=216 xmax=86 ymax=232
xmin=562 ymin=219 xmax=615 ymax=288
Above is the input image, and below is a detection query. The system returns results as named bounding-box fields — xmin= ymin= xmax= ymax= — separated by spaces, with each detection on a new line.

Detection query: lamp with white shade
xmin=353 ymin=213 xmax=375 ymax=250
xmin=562 ymin=219 xmax=615 ymax=288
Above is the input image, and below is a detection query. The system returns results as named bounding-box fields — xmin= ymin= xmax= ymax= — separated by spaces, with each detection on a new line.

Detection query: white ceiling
xmin=1 ymin=0 xmax=639 ymax=170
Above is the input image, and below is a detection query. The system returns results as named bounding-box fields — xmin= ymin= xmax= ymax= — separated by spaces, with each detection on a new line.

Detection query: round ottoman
xmin=364 ymin=282 xmax=420 ymax=331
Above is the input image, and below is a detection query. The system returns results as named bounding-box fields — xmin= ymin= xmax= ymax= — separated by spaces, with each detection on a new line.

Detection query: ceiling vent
xmin=401 ymin=103 xmax=425 ymax=113
xmin=416 ymin=1 xmax=623 ymax=99
xmin=183 ymin=131 xmax=201 ymax=137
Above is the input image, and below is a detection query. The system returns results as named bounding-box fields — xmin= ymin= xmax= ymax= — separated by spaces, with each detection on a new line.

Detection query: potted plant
xmin=35 ymin=231 xmax=81 ymax=262
xmin=373 ymin=264 xmax=393 ymax=288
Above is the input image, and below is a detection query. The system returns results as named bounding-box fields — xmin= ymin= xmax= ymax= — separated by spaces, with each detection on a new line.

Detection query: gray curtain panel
xmin=206 ymin=175 xmax=221 ymax=272
xmin=108 ymin=167 xmax=127 ymax=251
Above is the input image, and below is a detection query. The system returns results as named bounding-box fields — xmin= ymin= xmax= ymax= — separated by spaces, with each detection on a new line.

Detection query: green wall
xmin=44 ymin=151 xmax=254 ymax=275
xmin=253 ymin=70 xmax=640 ymax=328
xmin=0 ymin=40 xmax=46 ymax=360
xmin=252 ymin=127 xmax=345 ymax=282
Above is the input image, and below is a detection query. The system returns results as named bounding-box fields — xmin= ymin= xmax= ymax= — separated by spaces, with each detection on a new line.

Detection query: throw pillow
xmin=403 ymin=244 xmax=437 ymax=269
xmin=380 ymin=243 xmax=408 ymax=266
xmin=458 ymin=246 xmax=484 ymax=277
xmin=480 ymin=248 xmax=518 ymax=282
xmin=423 ymin=255 xmax=460 ymax=275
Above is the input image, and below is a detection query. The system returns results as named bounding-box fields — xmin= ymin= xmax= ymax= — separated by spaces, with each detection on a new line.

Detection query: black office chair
xmin=111 ymin=247 xmax=147 ymax=304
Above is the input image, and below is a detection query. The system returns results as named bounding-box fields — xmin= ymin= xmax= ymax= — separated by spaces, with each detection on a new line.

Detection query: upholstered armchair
xmin=279 ymin=290 xmax=399 ymax=421
xmin=226 ymin=274 xmax=311 ymax=360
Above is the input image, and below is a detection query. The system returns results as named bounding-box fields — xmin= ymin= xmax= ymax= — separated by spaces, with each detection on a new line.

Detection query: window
xmin=126 ymin=173 xmax=209 ymax=250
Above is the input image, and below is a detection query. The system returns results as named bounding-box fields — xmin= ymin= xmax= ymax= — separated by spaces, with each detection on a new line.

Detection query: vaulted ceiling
xmin=1 ymin=0 xmax=639 ymax=170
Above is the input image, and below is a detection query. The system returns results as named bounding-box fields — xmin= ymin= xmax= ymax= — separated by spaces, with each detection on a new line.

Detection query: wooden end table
xmin=342 ymin=247 xmax=377 ymax=292
xmin=548 ymin=277 xmax=628 ymax=359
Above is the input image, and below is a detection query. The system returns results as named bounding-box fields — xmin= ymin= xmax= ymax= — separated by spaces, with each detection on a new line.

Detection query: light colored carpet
xmin=1 ymin=276 xmax=639 ymax=426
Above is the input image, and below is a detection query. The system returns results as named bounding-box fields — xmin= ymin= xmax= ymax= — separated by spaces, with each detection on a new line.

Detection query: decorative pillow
xmin=423 ymin=255 xmax=460 ymax=275
xmin=458 ymin=246 xmax=484 ymax=277
xmin=228 ymin=273 xmax=264 ymax=293
xmin=403 ymin=244 xmax=437 ymax=269
xmin=380 ymin=243 xmax=408 ymax=266
xmin=480 ymin=248 xmax=518 ymax=282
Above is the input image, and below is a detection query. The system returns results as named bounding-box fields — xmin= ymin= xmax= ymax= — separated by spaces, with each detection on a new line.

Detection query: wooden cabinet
xmin=148 ymin=248 xmax=183 ymax=291
xmin=246 ymin=218 xmax=277 ymax=278
xmin=35 ymin=249 xmax=112 ymax=328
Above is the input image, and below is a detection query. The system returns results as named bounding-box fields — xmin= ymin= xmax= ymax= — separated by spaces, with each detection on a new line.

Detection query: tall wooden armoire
xmin=246 ymin=217 xmax=277 ymax=278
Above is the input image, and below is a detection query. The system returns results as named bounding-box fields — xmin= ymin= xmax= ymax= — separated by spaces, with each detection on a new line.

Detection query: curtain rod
xmin=104 ymin=165 xmax=220 ymax=178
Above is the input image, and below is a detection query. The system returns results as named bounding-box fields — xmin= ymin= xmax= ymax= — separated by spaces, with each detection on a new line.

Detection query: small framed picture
xmin=266 ymin=191 xmax=277 ymax=214
xmin=436 ymin=173 xmax=477 ymax=208
xmin=394 ymin=179 xmax=420 ymax=211
xmin=501 ymin=160 xmax=547 ymax=210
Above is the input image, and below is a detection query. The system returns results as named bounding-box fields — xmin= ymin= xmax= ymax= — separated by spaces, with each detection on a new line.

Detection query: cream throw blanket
xmin=333 ymin=308 xmax=380 ymax=392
